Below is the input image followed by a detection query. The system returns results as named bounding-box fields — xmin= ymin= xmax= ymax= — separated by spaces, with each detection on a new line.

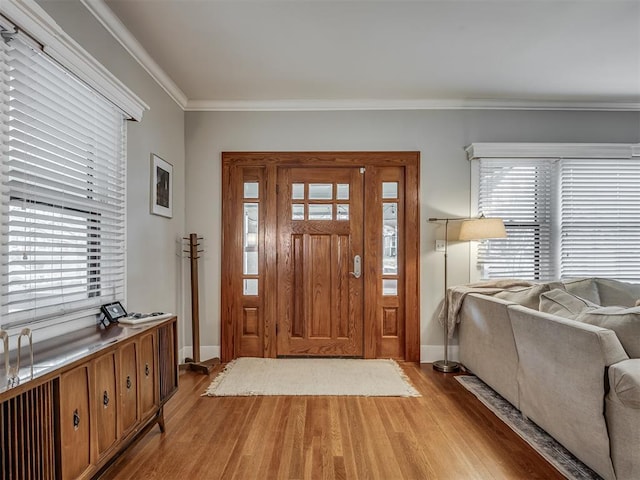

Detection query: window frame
xmin=468 ymin=143 xmax=640 ymax=283
xmin=0 ymin=9 xmax=142 ymax=335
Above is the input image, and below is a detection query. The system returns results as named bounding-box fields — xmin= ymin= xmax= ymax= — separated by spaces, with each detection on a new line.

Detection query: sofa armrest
xmin=508 ymin=305 xmax=628 ymax=480
xmin=607 ymin=359 xmax=640 ymax=480
xmin=459 ymin=293 xmax=520 ymax=408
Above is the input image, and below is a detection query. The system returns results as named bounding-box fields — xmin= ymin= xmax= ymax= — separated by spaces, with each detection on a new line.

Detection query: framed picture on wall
xmin=151 ymin=153 xmax=173 ymax=218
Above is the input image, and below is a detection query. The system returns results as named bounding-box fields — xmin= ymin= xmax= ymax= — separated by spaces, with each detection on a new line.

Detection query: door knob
xmin=350 ymin=255 xmax=361 ymax=279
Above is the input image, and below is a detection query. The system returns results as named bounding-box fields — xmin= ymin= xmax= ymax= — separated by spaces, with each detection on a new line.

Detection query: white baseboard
xmin=177 ymin=345 xmax=454 ymax=365
xmin=421 ymin=345 xmax=459 ymax=364
xmin=179 ymin=345 xmax=220 ymax=364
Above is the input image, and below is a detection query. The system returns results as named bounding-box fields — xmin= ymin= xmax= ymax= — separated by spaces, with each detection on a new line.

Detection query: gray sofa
xmin=458 ymin=278 xmax=640 ymax=480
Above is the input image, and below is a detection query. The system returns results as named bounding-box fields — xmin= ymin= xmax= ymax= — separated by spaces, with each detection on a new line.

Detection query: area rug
xmin=456 ymin=375 xmax=601 ymax=480
xmin=203 ymin=357 xmax=420 ymax=397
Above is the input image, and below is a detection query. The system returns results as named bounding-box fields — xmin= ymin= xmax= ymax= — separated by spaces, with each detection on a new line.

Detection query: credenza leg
xmin=157 ymin=406 xmax=166 ymax=433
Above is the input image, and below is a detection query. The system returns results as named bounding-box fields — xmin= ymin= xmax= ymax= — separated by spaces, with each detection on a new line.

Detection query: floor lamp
xmin=428 ymin=216 xmax=506 ymax=373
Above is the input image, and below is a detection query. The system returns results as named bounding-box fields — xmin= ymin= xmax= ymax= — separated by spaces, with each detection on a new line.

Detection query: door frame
xmin=221 ymin=152 xmax=420 ymax=362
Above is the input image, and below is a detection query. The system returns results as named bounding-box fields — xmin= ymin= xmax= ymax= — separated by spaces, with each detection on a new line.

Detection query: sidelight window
xmin=242 ymin=185 xmax=260 ymax=295
xmin=382 ymin=182 xmax=399 ymax=295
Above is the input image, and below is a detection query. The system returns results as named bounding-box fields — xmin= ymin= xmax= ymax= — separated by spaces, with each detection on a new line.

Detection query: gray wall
xmin=185 ymin=110 xmax=640 ymax=359
xmin=37 ymin=2 xmax=187 ymax=341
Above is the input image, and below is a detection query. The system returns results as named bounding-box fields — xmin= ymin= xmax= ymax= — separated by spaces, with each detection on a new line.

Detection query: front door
xmin=221 ymin=151 xmax=420 ymax=362
xmin=276 ymin=167 xmax=364 ymax=356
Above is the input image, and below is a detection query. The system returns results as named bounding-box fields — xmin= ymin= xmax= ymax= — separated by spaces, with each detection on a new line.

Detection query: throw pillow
xmin=636 ymin=299 xmax=640 ymax=307
xmin=595 ymin=278 xmax=640 ymax=307
xmin=539 ymin=289 xmax=598 ymax=319
xmin=494 ymin=283 xmax=552 ymax=310
xmin=562 ymin=278 xmax=601 ymax=305
xmin=577 ymin=306 xmax=640 ymax=358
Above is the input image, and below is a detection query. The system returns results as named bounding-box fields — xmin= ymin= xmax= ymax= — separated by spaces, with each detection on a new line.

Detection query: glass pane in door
xmin=243 ymin=203 xmax=259 ymax=275
xmin=382 ymin=203 xmax=397 ymax=275
xmin=308 ymin=184 xmax=333 ymax=200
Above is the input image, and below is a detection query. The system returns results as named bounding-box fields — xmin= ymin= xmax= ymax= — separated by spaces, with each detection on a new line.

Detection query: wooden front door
xmin=221 ymin=152 xmax=420 ymax=362
xmin=276 ymin=167 xmax=364 ymax=356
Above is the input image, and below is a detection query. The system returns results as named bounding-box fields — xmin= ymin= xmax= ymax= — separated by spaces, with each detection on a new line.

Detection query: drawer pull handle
xmin=103 ymin=391 xmax=109 ymax=407
xmin=73 ymin=409 xmax=80 ymax=430
xmin=145 ymin=363 xmax=150 ymax=377
xmin=126 ymin=375 xmax=132 ymax=389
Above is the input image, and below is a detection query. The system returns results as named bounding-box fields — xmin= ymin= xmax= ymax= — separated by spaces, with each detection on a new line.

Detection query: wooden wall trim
xmin=404 ymin=159 xmax=420 ymax=362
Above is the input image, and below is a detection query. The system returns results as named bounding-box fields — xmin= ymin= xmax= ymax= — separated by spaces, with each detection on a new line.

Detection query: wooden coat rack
xmin=183 ymin=233 xmax=219 ymax=374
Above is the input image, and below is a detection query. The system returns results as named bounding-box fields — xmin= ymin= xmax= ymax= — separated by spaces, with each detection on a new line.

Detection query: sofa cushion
xmin=577 ymin=306 xmax=640 ymax=358
xmin=494 ymin=283 xmax=552 ymax=310
xmin=562 ymin=278 xmax=601 ymax=305
xmin=539 ymin=289 xmax=598 ymax=319
xmin=609 ymin=359 xmax=640 ymax=409
xmin=594 ymin=278 xmax=640 ymax=307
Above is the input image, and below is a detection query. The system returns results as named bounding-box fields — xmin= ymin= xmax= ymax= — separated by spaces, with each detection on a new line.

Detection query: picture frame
xmin=100 ymin=301 xmax=128 ymax=324
xmin=151 ymin=153 xmax=173 ymax=218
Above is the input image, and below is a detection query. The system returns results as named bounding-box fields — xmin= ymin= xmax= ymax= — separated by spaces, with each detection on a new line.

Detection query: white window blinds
xmin=1 ymin=31 xmax=126 ymax=328
xmin=561 ymin=159 xmax=640 ymax=281
xmin=474 ymin=149 xmax=640 ymax=283
xmin=477 ymin=159 xmax=556 ymax=280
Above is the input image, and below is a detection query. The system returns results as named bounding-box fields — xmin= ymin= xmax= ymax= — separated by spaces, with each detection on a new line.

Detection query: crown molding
xmin=465 ymin=143 xmax=638 ymax=160
xmin=185 ymin=98 xmax=640 ymax=112
xmin=81 ymin=0 xmax=188 ymax=109
xmin=1 ymin=0 xmax=148 ymax=120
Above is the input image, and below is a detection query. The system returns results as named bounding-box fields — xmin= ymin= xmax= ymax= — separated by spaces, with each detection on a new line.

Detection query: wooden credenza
xmin=0 ymin=316 xmax=178 ymax=480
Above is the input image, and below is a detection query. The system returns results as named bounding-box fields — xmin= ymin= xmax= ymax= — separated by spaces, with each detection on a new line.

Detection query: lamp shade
xmin=458 ymin=217 xmax=506 ymax=241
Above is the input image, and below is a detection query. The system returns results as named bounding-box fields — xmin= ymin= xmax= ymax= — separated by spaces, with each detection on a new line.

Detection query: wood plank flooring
xmin=100 ymin=363 xmax=563 ymax=479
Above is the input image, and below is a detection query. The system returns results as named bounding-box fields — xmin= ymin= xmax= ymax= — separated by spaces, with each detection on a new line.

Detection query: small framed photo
xmin=100 ymin=301 xmax=128 ymax=323
xmin=151 ymin=154 xmax=173 ymax=218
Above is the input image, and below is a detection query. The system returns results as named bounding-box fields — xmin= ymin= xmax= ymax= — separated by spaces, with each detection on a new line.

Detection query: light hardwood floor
xmin=101 ymin=363 xmax=563 ymax=479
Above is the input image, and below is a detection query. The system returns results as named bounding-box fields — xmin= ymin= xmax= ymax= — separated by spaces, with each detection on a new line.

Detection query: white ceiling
xmin=97 ymin=0 xmax=640 ymax=110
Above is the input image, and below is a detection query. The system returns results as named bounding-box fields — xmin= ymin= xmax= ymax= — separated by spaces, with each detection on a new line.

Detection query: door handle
xmin=350 ymin=255 xmax=361 ymax=279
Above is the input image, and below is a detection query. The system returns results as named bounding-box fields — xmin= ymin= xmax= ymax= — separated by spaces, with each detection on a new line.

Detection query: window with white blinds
xmin=475 ymin=152 xmax=640 ymax=283
xmin=0 ymin=31 xmax=126 ymax=328
xmin=560 ymin=159 xmax=640 ymax=281
xmin=477 ymin=159 xmax=556 ymax=280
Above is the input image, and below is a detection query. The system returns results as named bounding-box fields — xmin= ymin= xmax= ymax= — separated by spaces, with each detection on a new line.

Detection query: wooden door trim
xmin=222 ymin=151 xmax=418 ymax=167
xmin=221 ymin=152 xmax=420 ymax=362
xmin=404 ymin=160 xmax=420 ymax=361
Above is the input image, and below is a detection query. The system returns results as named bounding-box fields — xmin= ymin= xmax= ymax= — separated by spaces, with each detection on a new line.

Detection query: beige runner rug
xmin=203 ymin=357 xmax=420 ymax=397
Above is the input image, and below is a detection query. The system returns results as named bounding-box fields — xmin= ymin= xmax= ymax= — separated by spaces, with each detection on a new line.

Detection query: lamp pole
xmin=428 ymin=217 xmax=465 ymax=373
